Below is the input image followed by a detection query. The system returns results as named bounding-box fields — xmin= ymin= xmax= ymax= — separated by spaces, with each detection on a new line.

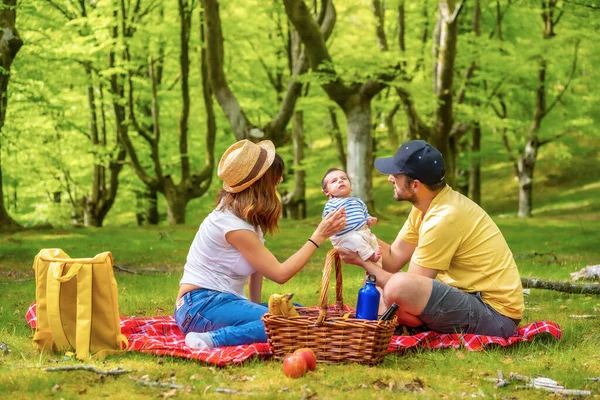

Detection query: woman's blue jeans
xmin=174 ymin=288 xmax=268 ymax=347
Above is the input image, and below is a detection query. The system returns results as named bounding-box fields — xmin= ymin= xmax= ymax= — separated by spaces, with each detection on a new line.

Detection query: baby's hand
xmin=367 ymin=217 xmax=378 ymax=227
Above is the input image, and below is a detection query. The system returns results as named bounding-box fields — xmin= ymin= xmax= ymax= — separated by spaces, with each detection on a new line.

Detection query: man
xmin=338 ymin=140 xmax=524 ymax=338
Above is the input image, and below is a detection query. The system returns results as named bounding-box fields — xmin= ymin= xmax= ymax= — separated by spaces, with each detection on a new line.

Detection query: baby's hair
xmin=321 ymin=168 xmax=346 ymax=190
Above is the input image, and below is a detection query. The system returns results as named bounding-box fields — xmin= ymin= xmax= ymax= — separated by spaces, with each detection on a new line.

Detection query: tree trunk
xmin=431 ymin=2 xmax=460 ymax=187
xmin=0 ymin=153 xmax=21 ymax=232
xmin=82 ymin=64 xmax=126 ymax=228
xmin=468 ymin=122 xmax=481 ymax=204
xmin=0 ymin=0 xmax=22 ymax=233
xmin=117 ymin=3 xmax=215 ymax=226
xmin=145 ymin=187 xmax=159 ymax=225
xmin=328 ymin=107 xmax=346 ymax=167
xmin=514 ymin=2 xmax=577 ymax=217
xmin=164 ymin=178 xmax=187 ymax=225
xmin=345 ymin=100 xmax=374 ymax=210
xmin=283 ymin=110 xmax=306 ymax=219
xmin=457 ymin=0 xmax=482 ymax=201
xmin=517 ymin=139 xmax=537 ymax=217
xmin=283 ymin=0 xmax=394 ymax=211
xmin=517 ymin=52 xmax=546 ymax=218
xmin=384 ymin=103 xmax=400 ymax=150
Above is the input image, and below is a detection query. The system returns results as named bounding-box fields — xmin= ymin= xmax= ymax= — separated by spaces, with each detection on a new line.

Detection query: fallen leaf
xmin=233 ymin=375 xmax=255 ymax=382
xmin=372 ymin=379 xmax=388 ymax=390
xmin=203 ymin=385 xmax=212 ymax=396
xmin=160 ymin=388 xmax=178 ymax=398
xmin=52 ymin=384 xmax=61 ymax=393
xmin=405 ymin=377 xmax=425 ymax=392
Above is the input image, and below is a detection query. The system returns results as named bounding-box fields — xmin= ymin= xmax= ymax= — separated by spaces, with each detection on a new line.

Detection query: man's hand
xmin=367 ymin=217 xmax=378 ymax=227
xmin=335 ymin=247 xmax=365 ymax=267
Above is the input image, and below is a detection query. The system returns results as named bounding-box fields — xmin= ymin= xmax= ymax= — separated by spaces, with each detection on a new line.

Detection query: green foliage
xmin=3 ymin=0 xmax=599 ymax=225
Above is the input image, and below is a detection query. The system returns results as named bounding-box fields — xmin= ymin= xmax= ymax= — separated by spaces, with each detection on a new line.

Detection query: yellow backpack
xmin=32 ymin=249 xmax=128 ymax=360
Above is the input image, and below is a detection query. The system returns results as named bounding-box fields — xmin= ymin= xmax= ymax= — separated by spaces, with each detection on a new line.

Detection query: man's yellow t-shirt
xmin=399 ymin=185 xmax=524 ymax=319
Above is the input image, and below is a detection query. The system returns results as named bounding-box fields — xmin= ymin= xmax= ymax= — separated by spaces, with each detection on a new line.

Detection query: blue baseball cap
xmin=375 ymin=140 xmax=445 ymax=185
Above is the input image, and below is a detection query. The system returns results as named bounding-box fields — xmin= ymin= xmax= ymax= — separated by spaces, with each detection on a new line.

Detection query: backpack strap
xmin=75 ymin=263 xmax=93 ymax=360
xmin=33 ymin=252 xmax=55 ymax=352
xmin=46 ymin=262 xmax=72 ymax=351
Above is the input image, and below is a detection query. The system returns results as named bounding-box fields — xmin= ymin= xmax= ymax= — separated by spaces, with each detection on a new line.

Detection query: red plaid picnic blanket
xmin=25 ymin=303 xmax=561 ymax=366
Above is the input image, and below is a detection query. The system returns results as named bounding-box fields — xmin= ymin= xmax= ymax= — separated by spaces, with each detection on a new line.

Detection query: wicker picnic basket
xmin=262 ymin=249 xmax=397 ymax=365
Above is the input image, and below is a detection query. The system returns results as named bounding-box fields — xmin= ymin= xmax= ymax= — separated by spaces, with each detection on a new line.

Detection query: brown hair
xmin=217 ymin=153 xmax=284 ymax=235
xmin=321 ymin=168 xmax=345 ymax=190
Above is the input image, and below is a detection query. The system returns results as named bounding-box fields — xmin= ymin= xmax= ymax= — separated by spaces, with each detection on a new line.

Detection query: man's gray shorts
xmin=419 ymin=280 xmax=519 ymax=338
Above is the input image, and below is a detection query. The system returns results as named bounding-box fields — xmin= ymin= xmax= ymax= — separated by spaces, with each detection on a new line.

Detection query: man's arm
xmin=378 ymin=238 xmax=416 ymax=273
xmin=407 ymin=261 xmax=438 ymax=279
xmin=338 ymin=247 xmax=436 ymax=290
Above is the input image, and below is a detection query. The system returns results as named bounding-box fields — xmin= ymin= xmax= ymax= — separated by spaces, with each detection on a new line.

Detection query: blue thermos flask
xmin=356 ymin=274 xmax=380 ymax=320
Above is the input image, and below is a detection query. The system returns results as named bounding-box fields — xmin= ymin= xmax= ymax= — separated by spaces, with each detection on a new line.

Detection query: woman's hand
xmin=311 ymin=207 xmax=346 ymax=244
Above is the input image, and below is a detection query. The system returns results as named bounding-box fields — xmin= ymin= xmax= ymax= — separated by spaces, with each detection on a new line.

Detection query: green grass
xmin=1 ymin=136 xmax=600 ymax=398
xmin=1 ymin=215 xmax=600 ymax=399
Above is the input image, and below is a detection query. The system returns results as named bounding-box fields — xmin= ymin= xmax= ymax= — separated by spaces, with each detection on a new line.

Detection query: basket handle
xmin=317 ymin=250 xmax=344 ymax=325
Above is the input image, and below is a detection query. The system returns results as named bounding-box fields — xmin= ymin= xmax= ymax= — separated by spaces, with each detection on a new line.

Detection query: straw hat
xmin=218 ymin=139 xmax=276 ymax=193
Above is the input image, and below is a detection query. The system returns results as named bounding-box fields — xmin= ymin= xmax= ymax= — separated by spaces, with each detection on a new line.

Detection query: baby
xmin=321 ymin=168 xmax=381 ymax=265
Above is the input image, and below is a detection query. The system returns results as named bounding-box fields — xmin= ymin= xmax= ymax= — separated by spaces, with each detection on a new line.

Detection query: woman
xmin=175 ymin=139 xmax=346 ymax=348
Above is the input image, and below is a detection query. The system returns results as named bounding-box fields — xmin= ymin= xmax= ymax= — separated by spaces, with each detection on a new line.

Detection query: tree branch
xmin=248 ymin=40 xmax=280 ymax=91
xmin=45 ymin=366 xmax=133 ymax=375
xmin=456 ymin=62 xmax=477 ymax=105
xmin=522 ymin=277 xmax=600 ymax=295
xmin=543 ymin=40 xmax=579 ymax=117
xmin=449 ymin=122 xmax=472 ymax=139
xmin=538 ymin=131 xmax=567 ymax=147
xmin=44 ymin=0 xmax=76 ymax=20
xmin=500 ymin=127 xmax=519 ymax=176
xmin=553 ymin=8 xmax=564 ymax=25
xmin=202 ymin=0 xmax=255 ymax=140
xmin=264 ymin=0 xmax=336 ymax=143
xmin=283 ymin=0 xmax=355 ymax=106
xmin=449 ymin=0 xmax=466 ymax=23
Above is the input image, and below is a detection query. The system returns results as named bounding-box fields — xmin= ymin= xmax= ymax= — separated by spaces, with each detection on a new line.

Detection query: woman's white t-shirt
xmin=180 ymin=207 xmax=264 ymax=298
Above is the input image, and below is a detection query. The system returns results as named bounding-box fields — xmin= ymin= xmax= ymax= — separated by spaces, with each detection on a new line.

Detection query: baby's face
xmin=324 ymin=170 xmax=352 ymax=198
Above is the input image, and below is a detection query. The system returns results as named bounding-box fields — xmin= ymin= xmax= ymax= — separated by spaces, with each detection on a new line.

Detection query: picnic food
xmin=268 ymin=293 xmax=299 ymax=317
xmin=293 ymin=348 xmax=317 ymax=371
xmin=282 ymin=353 xmax=307 ymax=378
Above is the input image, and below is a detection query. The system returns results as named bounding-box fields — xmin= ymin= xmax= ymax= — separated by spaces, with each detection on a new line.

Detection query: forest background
xmin=0 ymin=0 xmax=598 ymax=230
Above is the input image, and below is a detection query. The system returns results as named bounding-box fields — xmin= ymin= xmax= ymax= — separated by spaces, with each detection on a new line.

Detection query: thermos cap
xmin=367 ymin=274 xmax=376 ymax=284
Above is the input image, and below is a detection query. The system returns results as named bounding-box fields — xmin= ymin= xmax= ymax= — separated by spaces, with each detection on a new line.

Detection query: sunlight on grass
xmin=560 ymin=180 xmax=600 ymax=196
xmin=533 ymin=199 xmax=592 ymax=214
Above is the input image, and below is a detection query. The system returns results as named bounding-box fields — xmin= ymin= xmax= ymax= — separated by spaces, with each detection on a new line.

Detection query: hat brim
xmin=222 ymin=140 xmax=276 ymax=193
xmin=375 ymin=157 xmax=403 ymax=175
